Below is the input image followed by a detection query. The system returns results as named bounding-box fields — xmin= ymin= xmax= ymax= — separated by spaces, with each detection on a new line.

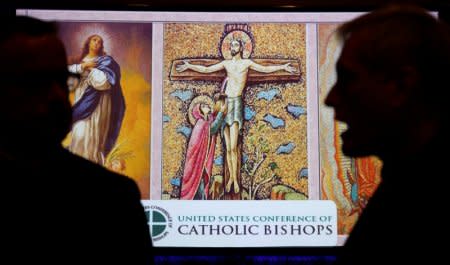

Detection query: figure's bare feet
xmin=233 ymin=180 xmax=240 ymax=193
xmin=226 ymin=179 xmax=233 ymax=193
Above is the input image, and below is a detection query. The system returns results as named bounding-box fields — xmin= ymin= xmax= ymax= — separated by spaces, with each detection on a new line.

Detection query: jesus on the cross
xmin=174 ymin=25 xmax=299 ymax=196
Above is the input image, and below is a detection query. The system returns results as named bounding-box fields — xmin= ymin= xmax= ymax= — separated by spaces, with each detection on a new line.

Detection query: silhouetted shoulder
xmin=50 ymin=148 xmax=151 ymax=262
xmin=50 ymin=148 xmax=140 ymax=197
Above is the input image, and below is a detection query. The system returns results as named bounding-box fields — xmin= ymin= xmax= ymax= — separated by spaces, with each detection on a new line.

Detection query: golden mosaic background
xmin=163 ymin=23 xmax=307 ymax=199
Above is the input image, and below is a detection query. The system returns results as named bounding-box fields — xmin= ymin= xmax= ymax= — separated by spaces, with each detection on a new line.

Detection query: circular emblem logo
xmin=145 ymin=205 xmax=172 ymax=241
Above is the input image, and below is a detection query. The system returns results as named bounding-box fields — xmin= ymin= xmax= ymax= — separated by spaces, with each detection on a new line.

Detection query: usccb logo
xmin=145 ymin=205 xmax=173 ymax=241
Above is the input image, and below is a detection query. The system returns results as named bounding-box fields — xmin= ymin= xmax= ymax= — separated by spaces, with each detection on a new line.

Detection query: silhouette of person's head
xmin=0 ymin=16 xmax=71 ymax=151
xmin=325 ymin=5 xmax=450 ymax=161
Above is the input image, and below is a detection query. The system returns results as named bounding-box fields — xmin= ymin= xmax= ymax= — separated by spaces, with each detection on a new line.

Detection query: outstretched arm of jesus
xmin=249 ymin=61 xmax=296 ymax=73
xmin=176 ymin=60 xmax=225 ymax=73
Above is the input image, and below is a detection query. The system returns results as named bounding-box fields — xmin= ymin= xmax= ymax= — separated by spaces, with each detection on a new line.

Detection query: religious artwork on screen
xmin=57 ymin=22 xmax=152 ymax=198
xmin=163 ymin=23 xmax=307 ymax=201
xmin=318 ymin=23 xmax=382 ymax=235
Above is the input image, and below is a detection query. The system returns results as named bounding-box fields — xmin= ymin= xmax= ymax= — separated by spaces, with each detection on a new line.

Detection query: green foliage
xmin=269 ymin=162 xmax=278 ymax=171
xmin=257 ymin=124 xmax=266 ymax=132
xmin=284 ymin=193 xmax=308 ymax=200
xmin=106 ymin=140 xmax=135 ymax=165
xmin=271 ymin=184 xmax=308 ymax=200
xmin=241 ymin=189 xmax=250 ymax=200
xmin=272 ymin=184 xmax=295 ymax=193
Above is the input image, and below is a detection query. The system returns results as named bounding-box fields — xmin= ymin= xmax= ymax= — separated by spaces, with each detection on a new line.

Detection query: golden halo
xmin=220 ymin=30 xmax=253 ymax=60
xmin=75 ymin=24 xmax=113 ymax=56
xmin=188 ymin=95 xmax=214 ymax=126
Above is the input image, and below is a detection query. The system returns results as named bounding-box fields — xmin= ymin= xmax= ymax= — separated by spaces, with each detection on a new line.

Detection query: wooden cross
xmin=170 ymin=59 xmax=301 ymax=82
